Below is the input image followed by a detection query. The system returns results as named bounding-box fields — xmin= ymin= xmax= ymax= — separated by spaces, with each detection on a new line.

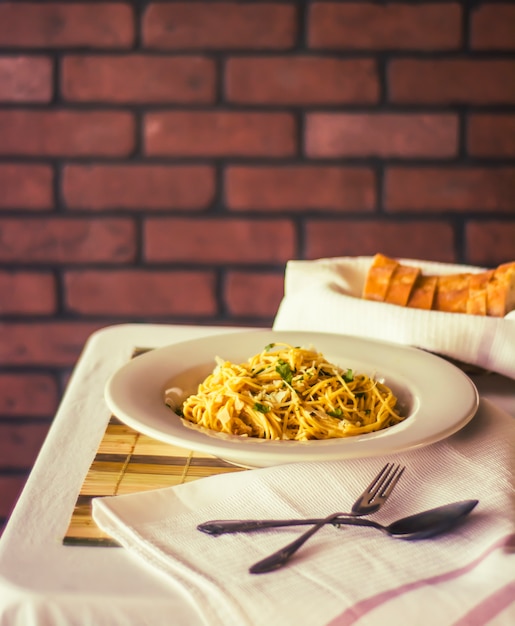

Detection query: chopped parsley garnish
xmin=343 ymin=369 xmax=354 ymax=382
xmin=254 ymin=402 xmax=270 ymax=413
xmin=327 ymin=408 xmax=343 ymax=418
xmin=264 ymin=343 xmax=275 ymax=351
xmin=275 ymin=359 xmax=294 ymax=384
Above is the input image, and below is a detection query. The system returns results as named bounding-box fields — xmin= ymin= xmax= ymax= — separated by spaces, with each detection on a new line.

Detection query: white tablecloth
xmin=0 ymin=324 xmax=513 ymax=626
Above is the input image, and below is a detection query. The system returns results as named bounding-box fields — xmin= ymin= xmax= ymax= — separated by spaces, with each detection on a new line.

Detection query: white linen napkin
xmin=273 ymin=256 xmax=515 ymax=379
xmin=92 ymin=399 xmax=515 ymax=626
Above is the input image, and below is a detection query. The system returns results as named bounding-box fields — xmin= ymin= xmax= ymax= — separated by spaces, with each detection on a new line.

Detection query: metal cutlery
xmin=249 ymin=500 xmax=479 ymax=574
xmin=198 ymin=462 xmax=405 ymax=536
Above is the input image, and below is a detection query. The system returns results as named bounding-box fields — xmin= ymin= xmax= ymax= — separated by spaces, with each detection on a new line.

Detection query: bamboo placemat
xmin=63 ymin=349 xmax=245 ymax=547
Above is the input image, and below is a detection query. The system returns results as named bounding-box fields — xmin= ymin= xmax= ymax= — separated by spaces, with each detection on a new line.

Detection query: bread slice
xmin=407 ymin=275 xmax=437 ymax=310
xmin=385 ymin=265 xmax=421 ymax=306
xmin=434 ymin=273 xmax=470 ymax=313
xmin=362 ymin=253 xmax=399 ymax=302
xmin=486 ymin=262 xmax=515 ymax=317
xmin=467 ymin=270 xmax=494 ymax=316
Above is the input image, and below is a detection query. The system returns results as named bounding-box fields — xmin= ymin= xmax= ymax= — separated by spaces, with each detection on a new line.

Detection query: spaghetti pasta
xmin=168 ymin=343 xmax=404 ymax=441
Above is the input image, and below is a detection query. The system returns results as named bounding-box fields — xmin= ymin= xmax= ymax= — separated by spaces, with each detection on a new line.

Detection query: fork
xmin=198 ymin=463 xmax=405 ymax=536
xmin=249 ymin=463 xmax=405 ymax=574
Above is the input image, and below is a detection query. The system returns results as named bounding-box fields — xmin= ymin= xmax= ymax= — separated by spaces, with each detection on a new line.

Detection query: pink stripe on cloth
xmin=452 ymin=581 xmax=515 ymax=626
xmin=327 ymin=535 xmax=514 ymax=626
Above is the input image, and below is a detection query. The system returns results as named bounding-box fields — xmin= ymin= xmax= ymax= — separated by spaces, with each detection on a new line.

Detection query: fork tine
xmin=365 ymin=463 xmax=392 ymax=496
xmin=366 ymin=463 xmax=395 ymax=499
xmin=377 ymin=465 xmax=405 ymax=500
xmin=352 ymin=463 xmax=405 ymax=515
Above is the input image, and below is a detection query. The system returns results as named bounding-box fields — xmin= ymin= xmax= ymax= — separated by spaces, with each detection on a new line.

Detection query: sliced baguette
xmin=362 ymin=255 xmax=515 ymax=317
xmin=385 ymin=265 xmax=421 ymax=306
xmin=434 ymin=273 xmax=470 ymax=314
xmin=486 ymin=262 xmax=515 ymax=317
xmin=407 ymin=275 xmax=437 ymax=310
xmin=467 ymin=270 xmax=494 ymax=316
xmin=362 ymin=253 xmax=399 ymax=302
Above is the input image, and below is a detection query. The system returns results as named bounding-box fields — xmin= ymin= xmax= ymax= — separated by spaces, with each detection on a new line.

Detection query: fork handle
xmin=249 ymin=512 xmax=345 ymax=574
xmin=249 ymin=515 xmax=381 ymax=574
xmin=197 ymin=515 xmax=355 ymax=535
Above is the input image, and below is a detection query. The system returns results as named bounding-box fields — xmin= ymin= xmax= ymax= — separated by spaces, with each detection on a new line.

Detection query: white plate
xmin=105 ymin=330 xmax=479 ymax=468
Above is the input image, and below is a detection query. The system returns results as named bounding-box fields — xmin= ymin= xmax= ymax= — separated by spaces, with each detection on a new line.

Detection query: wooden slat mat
xmin=63 ymin=349 xmax=245 ymax=547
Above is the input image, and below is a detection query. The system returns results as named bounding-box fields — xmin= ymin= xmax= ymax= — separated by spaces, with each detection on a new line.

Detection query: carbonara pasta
xmin=168 ymin=343 xmax=404 ymax=441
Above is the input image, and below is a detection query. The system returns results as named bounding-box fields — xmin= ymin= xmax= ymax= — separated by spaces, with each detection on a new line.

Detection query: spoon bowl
xmin=350 ymin=499 xmax=479 ymax=540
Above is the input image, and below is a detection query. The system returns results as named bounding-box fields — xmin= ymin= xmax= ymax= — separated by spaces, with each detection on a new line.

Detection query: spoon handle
xmin=198 ymin=517 xmax=350 ymax=535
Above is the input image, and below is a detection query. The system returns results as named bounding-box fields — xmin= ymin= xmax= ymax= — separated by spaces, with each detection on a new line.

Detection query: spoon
xmin=198 ymin=493 xmax=468 ymax=536
xmin=249 ymin=500 xmax=479 ymax=575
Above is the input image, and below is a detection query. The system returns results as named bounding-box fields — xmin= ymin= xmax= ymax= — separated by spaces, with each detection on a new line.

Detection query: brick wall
xmin=0 ymin=1 xmax=514 ymax=532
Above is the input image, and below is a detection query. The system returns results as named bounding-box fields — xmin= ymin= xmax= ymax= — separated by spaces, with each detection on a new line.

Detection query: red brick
xmin=144 ymin=218 xmax=295 ymax=264
xmin=0 ymin=272 xmax=56 ymax=314
xmin=63 ymin=165 xmax=215 ymax=210
xmin=0 ymin=476 xmax=27 ymax=519
xmin=144 ymin=111 xmax=296 ymax=157
xmin=143 ymin=2 xmax=296 ymax=49
xmin=0 ymin=424 xmax=50 ymax=469
xmin=466 ymin=222 xmax=515 ymax=266
xmin=0 ymin=322 xmax=104 ymax=366
xmin=226 ymin=166 xmax=375 ymax=211
xmin=0 ymin=164 xmax=53 ymax=209
xmin=385 ymin=167 xmax=515 ymax=212
xmin=389 ymin=60 xmax=515 ymax=104
xmin=309 ymin=3 xmax=461 ymax=50
xmin=226 ymin=57 xmax=379 ymax=104
xmin=0 ymin=218 xmax=136 ymax=263
xmin=64 ymin=270 xmax=216 ymax=316
xmin=468 ymin=115 xmax=515 ymax=158
xmin=62 ymin=55 xmax=215 ymax=103
xmin=306 ymin=113 xmax=458 ymax=158
xmin=305 ymin=221 xmax=455 ymax=262
xmin=471 ymin=3 xmax=515 ymax=50
xmin=225 ymin=272 xmax=284 ymax=318
xmin=0 ymin=111 xmax=134 ymax=156
xmin=0 ymin=56 xmax=52 ymax=102
xmin=0 ymin=3 xmax=134 ymax=48
xmin=0 ymin=374 xmax=58 ymax=417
